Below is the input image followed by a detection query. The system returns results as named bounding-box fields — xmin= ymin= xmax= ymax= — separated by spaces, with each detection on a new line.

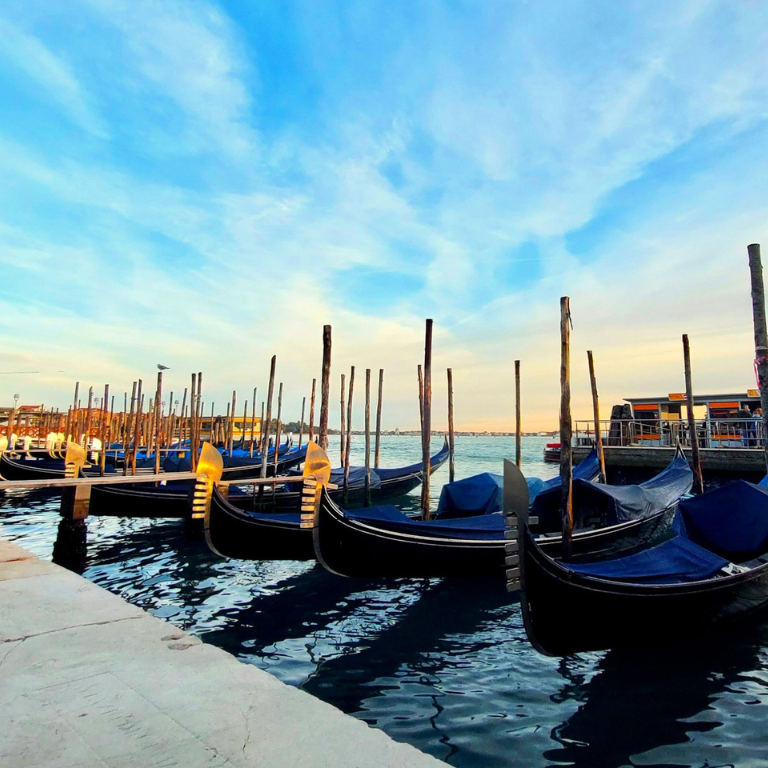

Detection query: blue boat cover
xmin=542 ymin=448 xmax=602 ymax=490
xmin=344 ymin=503 xmax=505 ymax=541
xmin=533 ymin=454 xmax=692 ymax=533
xmin=566 ymin=535 xmax=729 ymax=584
xmin=675 ymin=480 xmax=768 ymax=561
xmin=435 ymin=472 xmax=503 ymax=519
xmin=432 ymin=448 xmax=602 ymax=520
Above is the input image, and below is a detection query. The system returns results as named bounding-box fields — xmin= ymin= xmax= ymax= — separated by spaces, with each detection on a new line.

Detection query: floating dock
xmin=573 ymin=445 xmax=766 ymax=481
xmin=0 ymin=538 xmax=441 ymax=768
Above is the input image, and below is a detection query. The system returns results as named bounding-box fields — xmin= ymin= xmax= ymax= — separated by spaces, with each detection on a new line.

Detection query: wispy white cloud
xmin=0 ymin=17 xmax=107 ymax=137
xmin=2 ymin=1 xmax=768 ymax=432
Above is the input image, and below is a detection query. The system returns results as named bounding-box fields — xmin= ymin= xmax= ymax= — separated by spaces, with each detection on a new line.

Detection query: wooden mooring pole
xmin=298 ymin=396 xmax=306 ymax=450
xmin=261 ymin=356 xmax=276 ymax=477
xmin=748 ymin=243 xmax=768 ymax=477
xmin=682 ymin=334 xmax=704 ymax=494
xmin=365 ymin=368 xmax=371 ymax=507
xmin=343 ymin=367 xmax=355 ymax=502
xmin=559 ymin=298 xmax=574 ymax=560
xmin=422 ymin=319 xmax=433 ymax=520
xmin=250 ymin=387 xmax=257 ymax=457
xmin=587 ymin=351 xmax=607 ymax=484
xmin=308 ymin=378 xmax=316 ymax=443
xmin=514 ymin=360 xmax=522 ymax=468
xmin=447 ymin=368 xmax=455 ymax=482
xmin=154 ymin=372 xmax=163 ymax=474
xmin=375 ymin=369 xmax=384 ymax=469
xmin=319 ymin=325 xmax=332 ymax=451
xmin=189 ymin=374 xmax=197 ymax=470
xmin=273 ymin=383 xmax=283 ymax=474
xmin=340 ymin=373 xmax=346 ymax=467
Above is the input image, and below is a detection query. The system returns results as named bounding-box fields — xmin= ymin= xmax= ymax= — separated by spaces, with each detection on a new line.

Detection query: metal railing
xmin=575 ymin=418 xmax=766 ymax=449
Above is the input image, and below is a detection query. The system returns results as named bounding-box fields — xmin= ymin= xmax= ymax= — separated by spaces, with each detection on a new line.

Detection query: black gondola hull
xmin=314 ymin=491 xmax=506 ymax=578
xmin=206 ymin=488 xmax=314 ymax=560
xmin=520 ymin=523 xmax=768 ymax=656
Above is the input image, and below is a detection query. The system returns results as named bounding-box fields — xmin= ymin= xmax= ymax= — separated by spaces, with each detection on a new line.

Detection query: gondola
xmin=518 ymin=479 xmax=768 ymax=656
xmin=313 ymin=451 xmax=692 ymax=579
xmin=0 ymin=439 xmax=305 ymax=490
xmin=86 ymin=444 xmax=308 ymax=518
xmin=203 ymin=440 xmax=451 ymax=560
xmin=88 ymin=440 xmax=449 ymax=520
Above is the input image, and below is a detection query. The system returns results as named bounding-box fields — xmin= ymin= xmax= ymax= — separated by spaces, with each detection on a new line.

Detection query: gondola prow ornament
xmin=193 ymin=442 xmax=224 ymax=522
xmin=301 ymin=442 xmax=332 ymax=530
xmin=504 ymin=458 xmax=531 ymax=592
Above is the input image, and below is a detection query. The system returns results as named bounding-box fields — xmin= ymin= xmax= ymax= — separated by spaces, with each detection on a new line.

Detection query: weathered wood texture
xmin=683 ymin=334 xmax=705 ymax=494
xmin=587 ymin=351 xmax=606 ymax=483
xmin=559 ymin=297 xmax=573 ymax=560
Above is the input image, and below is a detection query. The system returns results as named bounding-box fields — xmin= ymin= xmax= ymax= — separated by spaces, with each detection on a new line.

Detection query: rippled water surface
xmin=3 ymin=435 xmax=768 ymax=768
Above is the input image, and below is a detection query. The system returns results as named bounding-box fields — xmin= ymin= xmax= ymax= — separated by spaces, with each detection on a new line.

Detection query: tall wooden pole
xmin=447 ymin=368 xmax=455 ymax=482
xmin=340 ymin=373 xmax=346 ymax=467
xmin=189 ymin=373 xmax=198 ymax=470
xmin=559 ymin=297 xmax=574 ymax=560
xmin=364 ymin=368 xmax=371 ymax=506
xmin=587 ymin=351 xmax=607 ymax=484
xmin=683 ymin=334 xmax=704 ymax=494
xmin=308 ymin=379 xmax=316 ymax=443
xmin=154 ymin=372 xmax=163 ymax=474
xmin=343 ymin=367 xmax=355 ymax=501
xmin=72 ymin=381 xmax=79 ymax=413
xmin=179 ymin=388 xmax=187 ymax=448
xmin=261 ymin=356 xmax=276 ymax=477
xmin=515 ymin=360 xmax=522 ymax=468
xmin=131 ymin=379 xmax=143 ymax=476
xmin=195 ymin=371 xmax=203 ymax=464
xmin=273 ymin=383 xmax=283 ymax=474
xmin=298 ymin=396 xmax=306 ymax=450
xmin=417 ymin=365 xmax=424 ymax=438
xmin=84 ymin=387 xmax=94 ymax=450
xmin=319 ymin=325 xmax=332 ymax=451
xmin=250 ymin=387 xmax=257 ymax=457
xmin=241 ymin=400 xmax=247 ymax=452
xmin=124 ymin=381 xmax=136 ymax=475
xmin=259 ymin=402 xmax=265 ymax=453
xmin=100 ymin=384 xmax=110 ymax=476
xmin=375 ymin=369 xmax=384 ymax=469
xmin=748 ymin=243 xmax=768 ymax=477
xmin=422 ymin=319 xmax=433 ymax=520
xmin=228 ymin=390 xmax=236 ymax=456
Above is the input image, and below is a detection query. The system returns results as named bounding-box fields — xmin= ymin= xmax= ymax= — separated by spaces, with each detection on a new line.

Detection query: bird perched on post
xmin=157 ymin=364 xmax=170 ymax=371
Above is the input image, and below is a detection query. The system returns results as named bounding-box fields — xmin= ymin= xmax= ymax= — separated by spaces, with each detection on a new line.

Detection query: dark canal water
xmin=3 ymin=435 xmax=768 ymax=768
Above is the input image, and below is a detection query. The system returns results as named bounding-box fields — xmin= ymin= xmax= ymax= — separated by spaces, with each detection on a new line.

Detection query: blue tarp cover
xmin=566 ymin=535 xmax=729 ymax=584
xmin=435 ymin=472 xmax=502 ymax=519
xmin=432 ymin=448 xmax=602 ymax=520
xmin=344 ymin=504 xmax=505 ymax=541
xmin=533 ymin=454 xmax=693 ymax=533
xmin=676 ymin=480 xmax=768 ymax=561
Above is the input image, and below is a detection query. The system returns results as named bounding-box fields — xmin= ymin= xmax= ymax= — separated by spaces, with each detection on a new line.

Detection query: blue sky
xmin=2 ymin=0 xmax=768 ymax=430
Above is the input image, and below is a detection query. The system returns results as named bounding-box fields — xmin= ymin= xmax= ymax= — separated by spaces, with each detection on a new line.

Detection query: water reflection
xmin=52 ymin=518 xmax=87 ymax=573
xmin=546 ymin=626 xmax=768 ymax=768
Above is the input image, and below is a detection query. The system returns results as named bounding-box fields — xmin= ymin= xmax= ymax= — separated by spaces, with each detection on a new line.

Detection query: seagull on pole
xmin=157 ymin=364 xmax=170 ymax=371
